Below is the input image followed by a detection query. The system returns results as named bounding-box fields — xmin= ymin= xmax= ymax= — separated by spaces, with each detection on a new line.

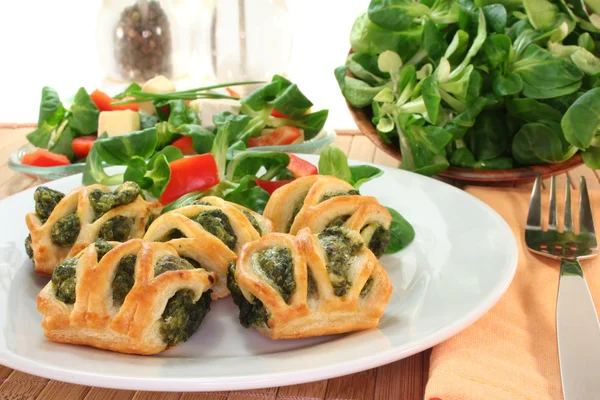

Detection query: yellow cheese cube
xmin=98 ymin=110 xmax=141 ymax=137
xmin=139 ymin=75 xmax=176 ymax=115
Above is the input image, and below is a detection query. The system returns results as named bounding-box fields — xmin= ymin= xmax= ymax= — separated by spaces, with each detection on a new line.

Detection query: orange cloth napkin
xmin=425 ymin=187 xmax=600 ymax=400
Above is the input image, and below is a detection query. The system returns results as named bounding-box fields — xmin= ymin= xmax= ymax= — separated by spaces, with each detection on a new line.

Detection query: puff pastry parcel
xmin=37 ymin=239 xmax=216 ymax=355
xmin=25 ymin=182 xmax=162 ymax=276
xmin=228 ymin=226 xmax=393 ymax=339
xmin=143 ymin=196 xmax=272 ymax=299
xmin=263 ymin=175 xmax=392 ymax=257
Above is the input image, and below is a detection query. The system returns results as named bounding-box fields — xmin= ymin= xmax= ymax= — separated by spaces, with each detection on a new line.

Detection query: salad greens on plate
xmin=20 ymin=74 xmax=330 ymax=169
xmin=336 ymin=0 xmax=600 ymax=175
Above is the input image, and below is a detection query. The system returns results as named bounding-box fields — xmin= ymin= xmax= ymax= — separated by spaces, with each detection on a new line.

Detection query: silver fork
xmin=526 ymin=175 xmax=600 ymax=398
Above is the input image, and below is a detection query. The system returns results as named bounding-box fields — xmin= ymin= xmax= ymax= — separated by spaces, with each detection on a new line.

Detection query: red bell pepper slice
xmin=255 ymin=178 xmax=293 ymax=194
xmin=71 ymin=136 xmax=97 ymax=159
xmin=22 ymin=149 xmax=71 ymax=167
xmin=91 ymin=89 xmax=139 ymax=112
xmin=247 ymin=126 xmax=303 ymax=148
xmin=271 ymin=109 xmax=291 ymax=119
xmin=171 ymin=136 xmax=196 ymax=155
xmin=159 ymin=154 xmax=219 ymax=205
xmin=226 ymin=87 xmax=241 ymax=98
xmin=287 ymin=154 xmax=318 ymax=178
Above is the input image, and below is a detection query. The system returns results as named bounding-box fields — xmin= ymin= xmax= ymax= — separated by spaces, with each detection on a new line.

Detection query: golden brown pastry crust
xmin=232 ymin=228 xmax=393 ymax=339
xmin=263 ymin=175 xmax=392 ymax=247
xmin=143 ymin=196 xmax=272 ymax=299
xmin=26 ymin=184 xmax=162 ymax=276
xmin=37 ymin=239 xmax=216 ymax=355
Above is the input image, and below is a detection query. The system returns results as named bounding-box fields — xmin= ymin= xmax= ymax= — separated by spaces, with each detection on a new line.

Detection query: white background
xmin=0 ymin=0 xmax=369 ymax=128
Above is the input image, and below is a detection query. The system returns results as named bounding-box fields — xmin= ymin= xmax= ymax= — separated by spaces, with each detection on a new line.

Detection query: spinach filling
xmin=182 ymin=257 xmax=202 ymax=269
xmin=154 ymin=255 xmax=194 ymax=276
xmin=192 ymin=200 xmax=213 ymax=206
xmin=327 ymin=214 xmax=351 ymax=228
xmin=52 ymin=257 xmax=78 ymax=304
xmin=320 ymin=189 xmax=360 ymax=203
xmin=364 ymin=224 xmax=391 ymax=258
xmin=160 ymin=289 xmax=212 ymax=347
xmin=307 ymin=269 xmax=318 ymax=296
xmin=89 ymin=181 xmax=140 ymax=218
xmin=241 ymin=210 xmax=262 ymax=236
xmin=95 ymin=239 xmax=114 ymax=260
xmin=99 ymin=216 xmax=134 ymax=242
xmin=112 ymin=254 xmax=137 ymax=305
xmin=194 ymin=209 xmax=237 ymax=250
xmin=227 ymin=262 xmax=269 ymax=328
xmin=360 ymin=276 xmax=374 ymax=296
xmin=255 ymin=247 xmax=296 ymax=303
xmin=145 ymin=213 xmax=157 ymax=232
xmin=159 ymin=229 xmax=186 ymax=242
xmin=286 ymin=196 xmax=306 ymax=232
xmin=318 ymin=227 xmax=363 ymax=297
xmin=51 ymin=213 xmax=81 ymax=246
xmin=25 ymin=235 xmax=33 ymax=259
xmin=34 ymin=187 xmax=64 ymax=222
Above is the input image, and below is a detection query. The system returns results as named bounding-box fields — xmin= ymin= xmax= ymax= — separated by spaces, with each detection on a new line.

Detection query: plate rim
xmin=0 ymin=156 xmax=519 ymax=391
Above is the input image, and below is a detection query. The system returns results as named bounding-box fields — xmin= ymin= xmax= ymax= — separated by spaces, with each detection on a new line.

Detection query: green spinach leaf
xmin=69 ymin=87 xmax=99 ymax=135
xmin=318 ymin=146 xmax=353 ymax=182
xmin=223 ymin=175 xmax=271 ymax=214
xmin=561 ymin=87 xmax=600 ymax=149
xmin=385 ymin=207 xmax=415 ymax=253
xmin=27 ymin=87 xmax=67 ymax=148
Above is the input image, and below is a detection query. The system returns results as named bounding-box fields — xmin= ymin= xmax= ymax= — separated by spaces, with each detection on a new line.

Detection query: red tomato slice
xmin=247 ymin=126 xmax=303 ymax=148
xmin=254 ymin=178 xmax=293 ymax=194
xmin=159 ymin=154 xmax=219 ymax=205
xmin=91 ymin=89 xmax=139 ymax=112
xmin=71 ymin=136 xmax=96 ymax=159
xmin=287 ymin=154 xmax=318 ymax=178
xmin=22 ymin=149 xmax=71 ymax=167
xmin=171 ymin=136 xmax=196 ymax=155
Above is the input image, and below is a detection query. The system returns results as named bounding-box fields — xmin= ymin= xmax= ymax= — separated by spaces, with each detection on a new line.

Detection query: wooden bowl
xmin=344 ymin=66 xmax=584 ymax=184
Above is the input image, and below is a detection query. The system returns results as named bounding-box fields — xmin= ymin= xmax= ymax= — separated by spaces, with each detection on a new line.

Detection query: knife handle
xmin=556 ymin=258 xmax=600 ymax=399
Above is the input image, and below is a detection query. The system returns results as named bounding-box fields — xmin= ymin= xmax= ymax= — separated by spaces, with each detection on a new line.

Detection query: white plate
xmin=0 ymin=155 xmax=518 ymax=392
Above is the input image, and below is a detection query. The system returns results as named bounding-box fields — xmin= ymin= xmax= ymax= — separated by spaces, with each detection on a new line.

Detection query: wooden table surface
xmin=1 ymin=126 xmax=599 ymax=400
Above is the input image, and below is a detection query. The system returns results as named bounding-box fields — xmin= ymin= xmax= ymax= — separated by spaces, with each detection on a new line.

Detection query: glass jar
xmin=208 ymin=0 xmax=292 ymax=91
xmin=96 ymin=0 xmax=193 ymax=83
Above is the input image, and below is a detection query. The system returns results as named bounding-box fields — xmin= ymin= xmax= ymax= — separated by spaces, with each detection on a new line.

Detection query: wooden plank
xmin=422 ymin=349 xmax=432 ymax=392
xmin=348 ymin=136 xmax=376 ymax=163
xmin=0 ymin=370 xmax=49 ymax=399
xmin=276 ymin=380 xmax=327 ymax=399
xmin=0 ymin=165 xmax=38 ymax=198
xmin=373 ymin=148 xmax=399 ymax=168
xmin=0 ymin=365 xmax=13 ymax=379
xmin=84 ymin=387 xmax=136 ymax=400
xmin=37 ymin=380 xmax=91 ymax=400
xmin=0 ymin=128 xmax=30 ymax=164
xmin=227 ymin=387 xmax=277 ymax=400
xmin=568 ymin=165 xmax=600 ymax=190
xmin=181 ymin=392 xmax=229 ymax=400
xmin=325 ymin=369 xmax=376 ymax=400
xmin=374 ymin=355 xmax=423 ymax=400
xmin=132 ymin=392 xmax=182 ymax=400
xmin=332 ymin=135 xmax=353 ymax=155
xmin=542 ymin=173 xmax=568 ymax=190
xmin=335 ymin=129 xmax=362 ymax=136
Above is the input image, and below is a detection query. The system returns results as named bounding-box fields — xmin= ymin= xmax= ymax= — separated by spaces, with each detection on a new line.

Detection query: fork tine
xmin=564 ymin=175 xmax=573 ymax=233
xmin=579 ymin=176 xmax=597 ymax=243
xmin=527 ymin=175 xmax=542 ymax=229
xmin=549 ymin=175 xmax=557 ymax=230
